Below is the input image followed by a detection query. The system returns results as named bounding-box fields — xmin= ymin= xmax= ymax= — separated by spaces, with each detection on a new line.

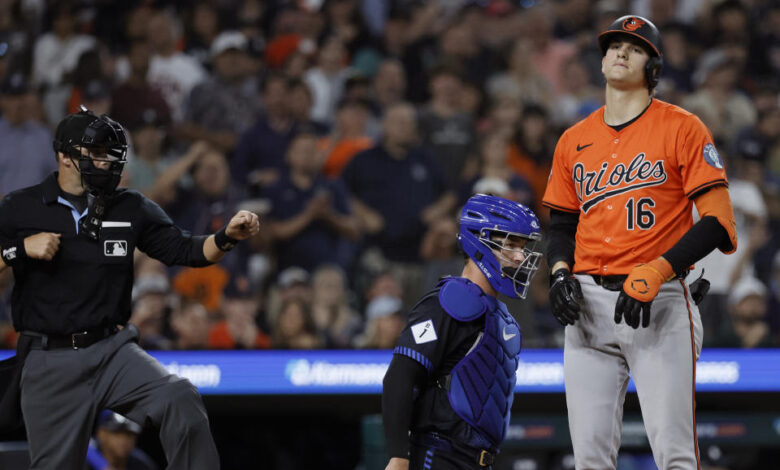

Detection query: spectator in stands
xmin=145 ymin=9 xmax=206 ymax=122
xmin=130 ymin=268 xmax=173 ymax=351
xmin=232 ymin=73 xmax=295 ymax=191
xmin=65 ymin=47 xmax=113 ymax=115
xmin=165 ymin=144 xmax=244 ymax=239
xmin=287 ymin=77 xmax=329 ymax=132
xmin=506 ymin=104 xmax=555 ymax=214
xmin=486 ymin=38 xmax=553 ymax=110
xmin=265 ymin=266 xmax=313 ymax=326
xmin=184 ymin=1 xmax=221 ymax=66
xmin=372 ymin=59 xmax=407 ymax=111
xmin=170 ymin=299 xmax=211 ymax=350
xmin=459 ymin=132 xmax=534 ymax=208
xmin=310 ymin=264 xmax=362 ymax=348
xmin=110 ymin=40 xmax=172 ymax=133
xmin=209 ymin=275 xmax=270 ymax=349
xmin=549 ymin=57 xmax=602 ymax=127
xmin=86 ymin=411 xmax=158 ymax=470
xmin=271 ymin=298 xmax=323 ymax=349
xmin=343 ymin=102 xmax=454 ymax=263
xmin=353 ymin=295 xmax=405 ymax=349
xmin=124 ymin=108 xmax=176 ymax=202
xmin=709 ymin=277 xmax=776 ymax=348
xmin=682 ymin=50 xmax=756 ymax=144
xmin=419 ymin=215 xmax=462 ymax=289
xmin=31 ymin=3 xmax=96 ymax=124
xmin=0 ymin=71 xmax=56 ymax=197
xmin=304 ymin=36 xmax=352 ymax=124
xmin=523 ymin=4 xmax=578 ymax=94
xmin=418 ymin=63 xmax=478 ymax=191
xmin=320 ymin=97 xmax=374 ymax=179
xmin=78 ymin=79 xmax=112 ymax=117
xmin=262 ymin=130 xmax=360 ymax=273
xmin=178 ymin=31 xmax=260 ymax=152
xmin=657 ymin=23 xmax=695 ymax=98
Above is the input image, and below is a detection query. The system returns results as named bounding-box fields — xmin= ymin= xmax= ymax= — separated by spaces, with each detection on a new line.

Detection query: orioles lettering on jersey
xmin=573 ymin=152 xmax=667 ymax=213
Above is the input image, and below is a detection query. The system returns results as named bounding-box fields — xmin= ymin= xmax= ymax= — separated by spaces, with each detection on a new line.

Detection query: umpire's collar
xmin=41 ymin=172 xmax=65 ymax=205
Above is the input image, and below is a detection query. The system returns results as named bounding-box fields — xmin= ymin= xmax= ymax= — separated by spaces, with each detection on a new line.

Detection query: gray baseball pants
xmin=564 ymin=275 xmax=703 ymax=470
xmin=20 ymin=325 xmax=220 ymax=470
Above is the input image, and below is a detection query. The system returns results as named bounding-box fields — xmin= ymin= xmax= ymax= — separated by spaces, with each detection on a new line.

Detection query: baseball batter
xmin=542 ymin=16 xmax=738 ymax=470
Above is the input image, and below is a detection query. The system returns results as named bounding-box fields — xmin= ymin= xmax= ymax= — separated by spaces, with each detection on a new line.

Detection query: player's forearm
xmin=546 ymin=210 xmax=579 ymax=273
xmin=203 ymin=235 xmax=226 ymax=263
xmin=382 ymin=355 xmax=426 ymax=458
xmin=662 ymin=216 xmax=729 ymax=276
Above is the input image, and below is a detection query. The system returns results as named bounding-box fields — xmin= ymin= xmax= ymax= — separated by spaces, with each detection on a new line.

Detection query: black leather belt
xmin=411 ymin=432 xmax=495 ymax=467
xmin=23 ymin=326 xmax=119 ymax=350
xmin=590 ymin=274 xmax=627 ymax=291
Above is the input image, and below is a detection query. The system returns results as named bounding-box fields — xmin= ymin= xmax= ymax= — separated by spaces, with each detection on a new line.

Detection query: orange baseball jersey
xmin=543 ymin=99 xmax=728 ymax=275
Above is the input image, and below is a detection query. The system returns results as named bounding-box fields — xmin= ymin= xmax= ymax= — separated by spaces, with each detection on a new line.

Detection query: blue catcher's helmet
xmin=458 ymin=194 xmax=543 ymax=298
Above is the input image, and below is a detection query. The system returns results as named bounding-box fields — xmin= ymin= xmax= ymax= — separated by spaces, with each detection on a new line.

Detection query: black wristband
xmin=1 ymin=238 xmax=27 ymax=266
xmin=550 ymin=267 xmax=571 ymax=286
xmin=214 ymin=225 xmax=239 ymax=252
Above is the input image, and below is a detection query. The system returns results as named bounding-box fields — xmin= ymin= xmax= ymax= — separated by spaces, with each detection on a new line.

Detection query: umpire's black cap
xmin=598 ymin=15 xmax=662 ymax=58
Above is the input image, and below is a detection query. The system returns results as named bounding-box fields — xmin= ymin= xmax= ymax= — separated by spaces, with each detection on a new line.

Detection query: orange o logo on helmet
xmin=622 ymin=17 xmax=646 ymax=32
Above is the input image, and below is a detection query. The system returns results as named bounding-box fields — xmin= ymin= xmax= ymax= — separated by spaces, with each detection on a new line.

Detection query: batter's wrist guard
xmin=1 ymin=238 xmax=27 ymax=267
xmin=214 ymin=225 xmax=239 ymax=252
xmin=550 ymin=268 xmax=571 ymax=286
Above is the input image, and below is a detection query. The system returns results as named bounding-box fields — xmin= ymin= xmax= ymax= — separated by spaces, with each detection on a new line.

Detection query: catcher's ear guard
xmin=689 ymin=277 xmax=710 ymax=306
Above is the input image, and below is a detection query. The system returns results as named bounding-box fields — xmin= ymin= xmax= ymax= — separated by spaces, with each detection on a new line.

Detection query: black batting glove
xmin=614 ymin=289 xmax=652 ymax=329
xmin=549 ymin=268 xmax=583 ymax=326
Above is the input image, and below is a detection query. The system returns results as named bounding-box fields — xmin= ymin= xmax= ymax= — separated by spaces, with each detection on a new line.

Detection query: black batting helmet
xmin=598 ymin=15 xmax=663 ymax=89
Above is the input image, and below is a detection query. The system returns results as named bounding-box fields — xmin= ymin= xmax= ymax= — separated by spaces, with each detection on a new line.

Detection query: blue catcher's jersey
xmin=393 ymin=277 xmax=522 ymax=449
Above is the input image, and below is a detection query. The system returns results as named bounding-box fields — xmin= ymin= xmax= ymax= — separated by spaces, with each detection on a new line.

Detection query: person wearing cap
xmin=86 ymin=410 xmax=158 ymax=470
xmin=353 ymin=294 xmax=404 ymax=349
xmin=0 ymin=71 xmax=57 ymax=197
xmin=177 ymin=31 xmax=261 ymax=153
xmin=0 ymin=108 xmax=260 ymax=469
xmin=543 ymin=15 xmax=738 ymax=469
xmin=708 ymin=276 xmax=775 ymax=348
xmin=145 ymin=10 xmax=206 ymax=123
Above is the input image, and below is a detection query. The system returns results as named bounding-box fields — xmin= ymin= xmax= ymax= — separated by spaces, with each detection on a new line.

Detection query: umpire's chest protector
xmin=438 ymin=277 xmax=522 ymax=448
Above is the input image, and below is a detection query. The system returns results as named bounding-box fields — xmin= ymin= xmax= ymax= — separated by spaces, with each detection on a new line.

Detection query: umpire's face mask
xmin=77 ymin=147 xmax=126 ymax=194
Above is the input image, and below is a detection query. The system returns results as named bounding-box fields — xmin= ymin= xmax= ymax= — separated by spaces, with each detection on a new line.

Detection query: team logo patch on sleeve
xmin=703 ymin=143 xmax=723 ymax=169
xmin=411 ymin=320 xmax=437 ymax=344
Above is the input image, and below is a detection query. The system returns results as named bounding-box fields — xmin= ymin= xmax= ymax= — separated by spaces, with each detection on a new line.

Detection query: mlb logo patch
xmin=411 ymin=319 xmax=437 ymax=344
xmin=104 ymin=240 xmax=128 ymax=257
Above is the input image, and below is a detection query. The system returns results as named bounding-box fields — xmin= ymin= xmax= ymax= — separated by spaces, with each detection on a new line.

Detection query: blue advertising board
xmin=0 ymin=349 xmax=777 ymax=395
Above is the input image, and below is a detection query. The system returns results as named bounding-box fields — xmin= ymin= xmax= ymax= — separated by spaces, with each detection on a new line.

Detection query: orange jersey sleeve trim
xmin=542 ymin=201 xmax=580 ymax=213
xmin=693 ymin=185 xmax=737 ymax=254
xmin=685 ymin=179 xmax=728 ymax=199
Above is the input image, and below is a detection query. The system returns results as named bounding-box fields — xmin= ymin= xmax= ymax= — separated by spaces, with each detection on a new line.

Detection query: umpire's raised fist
xmin=24 ymin=232 xmax=62 ymax=261
xmin=549 ymin=268 xmax=583 ymax=326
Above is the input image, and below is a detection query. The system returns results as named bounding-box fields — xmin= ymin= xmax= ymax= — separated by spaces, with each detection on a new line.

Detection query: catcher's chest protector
xmin=438 ymin=277 xmax=522 ymax=448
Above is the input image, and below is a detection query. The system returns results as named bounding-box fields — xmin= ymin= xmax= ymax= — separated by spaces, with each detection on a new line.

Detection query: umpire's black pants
xmin=20 ymin=325 xmax=219 ymax=470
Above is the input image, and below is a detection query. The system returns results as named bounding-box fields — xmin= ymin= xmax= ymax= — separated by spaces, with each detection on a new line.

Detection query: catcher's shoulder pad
xmin=437 ymin=277 xmax=488 ymax=321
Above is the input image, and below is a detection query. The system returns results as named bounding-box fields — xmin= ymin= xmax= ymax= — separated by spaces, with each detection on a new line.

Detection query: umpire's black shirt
xmin=0 ymin=173 xmax=211 ymax=334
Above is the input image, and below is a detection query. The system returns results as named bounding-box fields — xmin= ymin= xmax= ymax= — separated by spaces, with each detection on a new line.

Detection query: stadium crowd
xmin=0 ymin=0 xmax=778 ymax=356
